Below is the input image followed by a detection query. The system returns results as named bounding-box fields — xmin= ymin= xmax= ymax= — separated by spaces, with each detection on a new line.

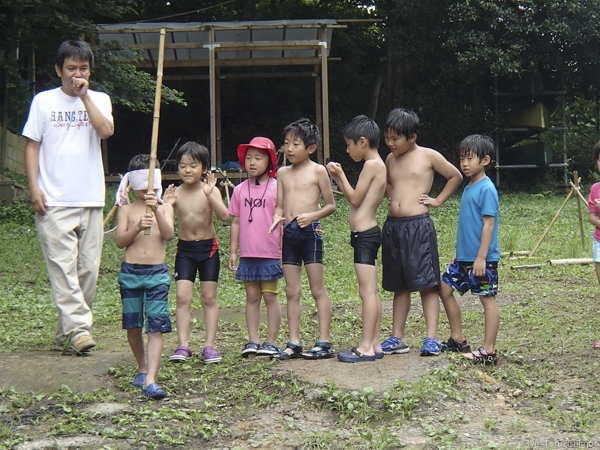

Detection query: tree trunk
xmin=366 ymin=62 xmax=384 ymax=119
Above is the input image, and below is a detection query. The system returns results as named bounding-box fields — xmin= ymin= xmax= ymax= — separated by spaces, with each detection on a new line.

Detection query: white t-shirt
xmin=22 ymin=87 xmax=113 ymax=207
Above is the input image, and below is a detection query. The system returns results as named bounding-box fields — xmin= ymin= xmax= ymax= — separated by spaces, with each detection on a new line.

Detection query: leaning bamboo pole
xmin=145 ymin=28 xmax=166 ymax=235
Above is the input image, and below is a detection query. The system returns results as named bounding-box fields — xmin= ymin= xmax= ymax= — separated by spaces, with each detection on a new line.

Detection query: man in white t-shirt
xmin=23 ymin=40 xmax=114 ymax=354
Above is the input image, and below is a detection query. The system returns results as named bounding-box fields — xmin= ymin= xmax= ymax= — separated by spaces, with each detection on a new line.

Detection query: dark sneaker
xmin=441 ymin=337 xmax=471 ymax=353
xmin=464 ymin=347 xmax=499 ymax=366
xmin=420 ymin=337 xmax=442 ymax=356
xmin=256 ymin=342 xmax=280 ymax=356
xmin=381 ymin=336 xmax=410 ymax=355
xmin=271 ymin=341 xmax=303 ymax=360
xmin=202 ymin=346 xmax=222 ymax=364
xmin=241 ymin=341 xmax=259 ymax=358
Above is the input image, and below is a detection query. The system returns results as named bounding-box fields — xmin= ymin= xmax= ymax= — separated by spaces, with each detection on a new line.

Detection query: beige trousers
xmin=36 ymin=207 xmax=103 ymax=344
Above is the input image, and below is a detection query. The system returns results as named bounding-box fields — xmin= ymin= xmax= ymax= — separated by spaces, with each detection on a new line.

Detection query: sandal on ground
xmin=256 ymin=342 xmax=281 ymax=357
xmin=132 ymin=373 xmax=146 ymax=388
xmin=441 ymin=337 xmax=471 ymax=353
xmin=142 ymin=383 xmax=167 ymax=400
xmin=594 ymin=341 xmax=600 ymax=349
xmin=337 ymin=347 xmax=376 ymax=363
xmin=374 ymin=351 xmax=384 ymax=359
xmin=169 ymin=345 xmax=193 ymax=362
xmin=302 ymin=341 xmax=335 ymax=360
xmin=271 ymin=341 xmax=303 ymax=360
xmin=463 ymin=347 xmax=499 ymax=366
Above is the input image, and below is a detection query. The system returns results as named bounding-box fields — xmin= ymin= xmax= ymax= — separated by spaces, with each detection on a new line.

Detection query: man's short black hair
xmin=283 ymin=118 xmax=320 ymax=148
xmin=128 ymin=154 xmax=160 ymax=171
xmin=342 ymin=115 xmax=380 ymax=149
xmin=176 ymin=141 xmax=210 ymax=172
xmin=459 ymin=134 xmax=495 ymax=167
xmin=56 ymin=40 xmax=94 ymax=71
xmin=383 ymin=108 xmax=420 ymax=139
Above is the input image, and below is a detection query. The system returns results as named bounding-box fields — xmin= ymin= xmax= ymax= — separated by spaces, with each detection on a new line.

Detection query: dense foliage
xmin=2 ymin=1 xmax=600 ymax=185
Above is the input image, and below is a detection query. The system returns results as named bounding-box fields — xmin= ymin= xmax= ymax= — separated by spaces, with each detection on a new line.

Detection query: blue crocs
xmin=337 ymin=347 xmax=376 ymax=363
xmin=420 ymin=337 xmax=442 ymax=356
xmin=142 ymin=383 xmax=167 ymax=400
xmin=132 ymin=373 xmax=146 ymax=388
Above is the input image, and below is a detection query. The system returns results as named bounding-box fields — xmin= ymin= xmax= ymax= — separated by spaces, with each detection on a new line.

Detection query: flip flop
xmin=142 ymin=383 xmax=167 ymax=400
xmin=337 ymin=347 xmax=376 ymax=363
xmin=132 ymin=373 xmax=146 ymax=388
xmin=594 ymin=341 xmax=600 ymax=349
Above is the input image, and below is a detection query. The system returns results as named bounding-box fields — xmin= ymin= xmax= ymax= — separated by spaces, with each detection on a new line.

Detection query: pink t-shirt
xmin=228 ymin=178 xmax=282 ymax=258
xmin=588 ymin=182 xmax=600 ymax=242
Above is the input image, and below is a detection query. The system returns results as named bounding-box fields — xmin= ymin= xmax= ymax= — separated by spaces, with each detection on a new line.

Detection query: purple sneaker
xmin=202 ymin=346 xmax=222 ymax=364
xmin=169 ymin=345 xmax=193 ymax=362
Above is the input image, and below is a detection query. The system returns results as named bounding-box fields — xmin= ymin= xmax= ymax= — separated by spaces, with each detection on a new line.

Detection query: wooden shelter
xmin=97 ymin=19 xmax=344 ymax=167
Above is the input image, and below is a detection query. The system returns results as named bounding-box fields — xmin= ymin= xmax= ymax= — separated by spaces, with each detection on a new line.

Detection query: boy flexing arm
xmin=327 ymin=115 xmax=387 ymax=362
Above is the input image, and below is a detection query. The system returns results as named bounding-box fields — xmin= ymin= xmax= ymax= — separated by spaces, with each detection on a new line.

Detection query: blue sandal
xmin=302 ymin=341 xmax=335 ymax=360
xmin=142 ymin=383 xmax=167 ymax=400
xmin=132 ymin=373 xmax=146 ymax=388
xmin=271 ymin=341 xmax=303 ymax=360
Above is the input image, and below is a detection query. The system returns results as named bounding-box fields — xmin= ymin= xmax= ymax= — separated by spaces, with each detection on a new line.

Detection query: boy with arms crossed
xmin=163 ymin=142 xmax=230 ymax=364
xmin=439 ymin=135 xmax=500 ymax=365
xmin=327 ymin=115 xmax=386 ymax=362
xmin=270 ymin=118 xmax=336 ymax=360
xmin=115 ymin=155 xmax=174 ymax=399
xmin=381 ymin=108 xmax=462 ymax=357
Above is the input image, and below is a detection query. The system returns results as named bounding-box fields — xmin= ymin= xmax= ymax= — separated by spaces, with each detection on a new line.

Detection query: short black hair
xmin=128 ymin=154 xmax=160 ymax=171
xmin=592 ymin=141 xmax=600 ymax=170
xmin=383 ymin=108 xmax=420 ymax=139
xmin=176 ymin=141 xmax=210 ymax=172
xmin=342 ymin=115 xmax=380 ymax=149
xmin=56 ymin=40 xmax=94 ymax=71
xmin=459 ymin=134 xmax=495 ymax=166
xmin=283 ymin=118 xmax=320 ymax=148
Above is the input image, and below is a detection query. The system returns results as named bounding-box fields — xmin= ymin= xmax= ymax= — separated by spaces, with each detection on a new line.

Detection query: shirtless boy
xmin=381 ymin=108 xmax=462 ymax=357
xmin=269 ymin=118 xmax=336 ymax=360
xmin=115 ymin=155 xmax=174 ymax=399
xmin=163 ymin=142 xmax=230 ymax=364
xmin=327 ymin=115 xmax=387 ymax=362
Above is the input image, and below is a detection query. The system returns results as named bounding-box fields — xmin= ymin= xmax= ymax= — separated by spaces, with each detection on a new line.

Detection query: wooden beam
xmin=98 ymin=24 xmax=344 ymax=34
xmin=216 ymin=66 xmax=222 ymax=166
xmin=314 ymin=64 xmax=323 ymax=165
xmin=134 ymin=56 xmax=340 ymax=69
xmin=129 ymin=40 xmax=322 ymax=51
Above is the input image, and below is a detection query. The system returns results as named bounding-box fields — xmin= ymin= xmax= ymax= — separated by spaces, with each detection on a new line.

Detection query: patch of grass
xmin=3 ymin=191 xmax=600 ymax=447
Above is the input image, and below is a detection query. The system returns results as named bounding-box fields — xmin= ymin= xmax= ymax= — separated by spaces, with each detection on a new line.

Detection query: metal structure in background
xmin=494 ymin=72 xmax=568 ymax=186
xmin=98 ymin=20 xmax=344 ymax=168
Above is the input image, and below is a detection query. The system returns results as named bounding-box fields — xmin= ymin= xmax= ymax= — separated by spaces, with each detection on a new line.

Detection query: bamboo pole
xmin=511 ymin=264 xmax=543 ymax=270
xmin=145 ymin=28 xmax=166 ymax=235
xmin=548 ymin=258 xmax=593 ymax=266
xmin=528 ymin=188 xmax=573 ymax=257
xmin=573 ymin=171 xmax=586 ymax=249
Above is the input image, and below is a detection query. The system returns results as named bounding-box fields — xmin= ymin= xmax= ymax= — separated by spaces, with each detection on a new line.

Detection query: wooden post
xmin=528 ymin=188 xmax=574 ymax=257
xmin=314 ymin=65 xmax=323 ymax=164
xmin=216 ymin=66 xmax=222 ymax=166
xmin=145 ymin=28 xmax=166 ymax=235
xmin=318 ymin=27 xmax=330 ymax=164
xmin=208 ymin=28 xmax=217 ymax=169
xmin=573 ymin=171 xmax=586 ymax=249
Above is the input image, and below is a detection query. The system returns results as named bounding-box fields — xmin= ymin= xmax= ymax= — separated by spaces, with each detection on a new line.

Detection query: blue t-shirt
xmin=456 ymin=176 xmax=500 ymax=262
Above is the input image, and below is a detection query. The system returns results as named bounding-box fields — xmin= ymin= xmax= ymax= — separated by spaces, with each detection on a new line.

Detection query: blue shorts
xmin=282 ymin=218 xmax=323 ymax=266
xmin=442 ymin=261 xmax=498 ymax=297
xmin=351 ymin=226 xmax=382 ymax=266
xmin=174 ymin=238 xmax=220 ymax=282
xmin=118 ymin=262 xmax=172 ymax=332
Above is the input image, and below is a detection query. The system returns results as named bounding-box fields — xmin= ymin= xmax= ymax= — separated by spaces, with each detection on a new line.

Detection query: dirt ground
xmin=0 ymin=295 xmax=591 ymax=449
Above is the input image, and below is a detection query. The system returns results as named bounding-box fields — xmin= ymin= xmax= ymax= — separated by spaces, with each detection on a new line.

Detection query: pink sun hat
xmin=237 ymin=136 xmax=278 ymax=177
